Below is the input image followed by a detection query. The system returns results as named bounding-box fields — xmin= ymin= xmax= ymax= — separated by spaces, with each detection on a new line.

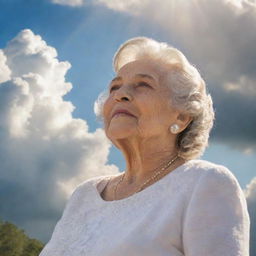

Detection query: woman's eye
xmin=109 ymin=85 xmax=119 ymax=92
xmin=137 ymin=81 xmax=151 ymax=88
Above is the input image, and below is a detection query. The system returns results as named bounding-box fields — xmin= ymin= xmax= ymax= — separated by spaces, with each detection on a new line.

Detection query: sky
xmin=0 ymin=0 xmax=255 ymax=252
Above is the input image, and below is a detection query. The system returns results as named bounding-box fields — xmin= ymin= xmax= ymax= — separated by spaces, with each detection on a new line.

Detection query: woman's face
xmin=103 ymin=59 xmax=181 ymax=144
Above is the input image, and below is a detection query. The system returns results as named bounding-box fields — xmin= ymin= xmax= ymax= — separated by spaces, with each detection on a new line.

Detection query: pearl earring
xmin=170 ymin=124 xmax=180 ymax=134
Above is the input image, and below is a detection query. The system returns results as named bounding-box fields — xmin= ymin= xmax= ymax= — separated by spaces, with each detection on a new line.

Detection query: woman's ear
xmin=176 ymin=112 xmax=193 ymax=132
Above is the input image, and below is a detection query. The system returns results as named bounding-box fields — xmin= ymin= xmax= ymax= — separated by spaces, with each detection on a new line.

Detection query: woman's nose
xmin=114 ymin=86 xmax=133 ymax=102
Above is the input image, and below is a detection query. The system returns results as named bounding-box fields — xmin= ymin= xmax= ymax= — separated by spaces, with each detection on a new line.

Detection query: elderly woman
xmin=40 ymin=37 xmax=250 ymax=256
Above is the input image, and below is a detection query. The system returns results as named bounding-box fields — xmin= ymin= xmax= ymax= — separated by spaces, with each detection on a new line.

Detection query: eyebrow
xmin=110 ymin=73 xmax=156 ymax=83
xmin=111 ymin=76 xmax=122 ymax=83
xmin=135 ymin=73 xmax=156 ymax=81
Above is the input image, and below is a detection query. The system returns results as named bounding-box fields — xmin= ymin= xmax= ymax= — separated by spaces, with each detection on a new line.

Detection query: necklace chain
xmin=113 ymin=154 xmax=179 ymax=200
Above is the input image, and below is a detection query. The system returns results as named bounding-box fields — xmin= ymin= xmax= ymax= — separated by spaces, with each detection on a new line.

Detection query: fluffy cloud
xmin=0 ymin=50 xmax=11 ymax=83
xmin=0 ymin=29 xmax=118 ymax=242
xmin=224 ymin=76 xmax=256 ymax=97
xmin=96 ymin=0 xmax=148 ymax=14
xmin=244 ymin=177 xmax=256 ymax=256
xmin=96 ymin=0 xmax=256 ymax=88
xmin=51 ymin=0 xmax=84 ymax=6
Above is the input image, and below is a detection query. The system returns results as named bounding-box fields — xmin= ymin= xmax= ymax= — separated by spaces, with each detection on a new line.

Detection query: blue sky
xmin=0 ymin=0 xmax=255 ymax=251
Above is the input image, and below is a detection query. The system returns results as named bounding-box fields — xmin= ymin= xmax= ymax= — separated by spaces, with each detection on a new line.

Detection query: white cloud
xmin=244 ymin=177 xmax=256 ymax=255
xmin=96 ymin=0 xmax=147 ymax=15
xmin=51 ymin=0 xmax=145 ymax=10
xmin=0 ymin=50 xmax=11 ymax=83
xmin=95 ymin=0 xmax=256 ymax=87
xmin=96 ymin=0 xmax=256 ymax=14
xmin=242 ymin=147 xmax=254 ymax=155
xmin=0 ymin=29 xmax=118 ymax=242
xmin=224 ymin=76 xmax=256 ymax=96
xmin=245 ymin=177 xmax=256 ymax=202
xmin=51 ymin=0 xmax=85 ymax=6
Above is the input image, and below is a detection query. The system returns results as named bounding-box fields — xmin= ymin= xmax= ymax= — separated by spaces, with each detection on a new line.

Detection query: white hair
xmin=94 ymin=37 xmax=215 ymax=160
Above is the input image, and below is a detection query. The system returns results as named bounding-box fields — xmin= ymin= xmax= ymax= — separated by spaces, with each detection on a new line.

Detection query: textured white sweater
xmin=39 ymin=159 xmax=250 ymax=256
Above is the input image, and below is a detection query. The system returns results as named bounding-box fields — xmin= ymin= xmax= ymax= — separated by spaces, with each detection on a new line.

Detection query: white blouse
xmin=39 ymin=159 xmax=250 ymax=256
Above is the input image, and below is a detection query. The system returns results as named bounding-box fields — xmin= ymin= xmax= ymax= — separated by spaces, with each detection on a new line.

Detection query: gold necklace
xmin=114 ymin=154 xmax=179 ymax=200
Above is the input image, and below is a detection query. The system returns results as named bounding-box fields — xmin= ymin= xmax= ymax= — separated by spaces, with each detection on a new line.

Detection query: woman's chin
xmin=107 ymin=127 xmax=135 ymax=140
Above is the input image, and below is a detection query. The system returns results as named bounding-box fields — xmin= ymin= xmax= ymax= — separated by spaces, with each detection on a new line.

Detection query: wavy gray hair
xmin=94 ymin=37 xmax=215 ymax=160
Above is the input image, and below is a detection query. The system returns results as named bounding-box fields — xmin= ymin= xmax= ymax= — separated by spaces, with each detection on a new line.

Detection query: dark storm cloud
xmin=50 ymin=0 xmax=256 ymax=151
xmin=210 ymin=87 xmax=256 ymax=151
xmin=162 ymin=0 xmax=256 ymax=150
xmin=128 ymin=0 xmax=256 ymax=151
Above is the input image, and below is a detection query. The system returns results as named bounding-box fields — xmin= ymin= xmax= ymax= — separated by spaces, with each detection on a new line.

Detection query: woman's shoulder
xmin=183 ymin=160 xmax=250 ymax=256
xmin=185 ymin=159 xmax=238 ymax=184
xmin=187 ymin=159 xmax=235 ymax=176
xmin=186 ymin=159 xmax=241 ymax=192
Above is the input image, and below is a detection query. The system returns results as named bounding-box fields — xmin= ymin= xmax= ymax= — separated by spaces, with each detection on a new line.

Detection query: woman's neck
xmin=114 ymin=134 xmax=180 ymax=185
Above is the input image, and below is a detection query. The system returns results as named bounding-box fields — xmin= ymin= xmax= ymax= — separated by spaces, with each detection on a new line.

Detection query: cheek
xmin=102 ymin=97 xmax=112 ymax=118
xmin=137 ymin=101 xmax=163 ymax=128
xmin=102 ymin=104 xmax=112 ymax=131
xmin=141 ymin=99 xmax=173 ymax=127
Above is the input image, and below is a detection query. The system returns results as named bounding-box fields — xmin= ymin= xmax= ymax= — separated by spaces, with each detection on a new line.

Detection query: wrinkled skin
xmin=102 ymin=59 xmax=192 ymax=199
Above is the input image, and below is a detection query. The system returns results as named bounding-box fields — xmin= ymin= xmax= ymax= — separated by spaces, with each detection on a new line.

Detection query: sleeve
xmin=182 ymin=166 xmax=250 ymax=256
